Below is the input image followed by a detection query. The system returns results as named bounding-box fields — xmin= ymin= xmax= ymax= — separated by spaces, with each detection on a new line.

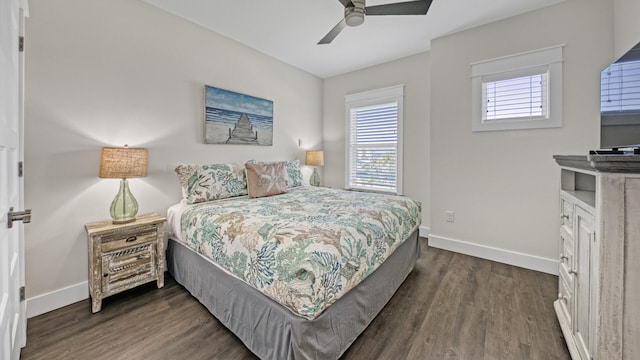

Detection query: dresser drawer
xmin=560 ymin=229 xmax=574 ymax=277
xmin=101 ymin=227 xmax=157 ymax=252
xmin=101 ymin=242 xmax=157 ymax=293
xmin=558 ymin=272 xmax=573 ymax=329
xmin=560 ymin=195 xmax=574 ymax=235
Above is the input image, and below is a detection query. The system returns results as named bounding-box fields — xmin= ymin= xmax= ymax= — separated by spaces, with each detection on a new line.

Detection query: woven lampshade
xmin=99 ymin=146 xmax=148 ymax=179
xmin=305 ymin=150 xmax=324 ymax=167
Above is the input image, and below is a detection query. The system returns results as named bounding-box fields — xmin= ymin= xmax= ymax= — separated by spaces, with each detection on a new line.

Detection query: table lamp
xmin=99 ymin=145 xmax=148 ymax=224
xmin=305 ymin=150 xmax=324 ymax=187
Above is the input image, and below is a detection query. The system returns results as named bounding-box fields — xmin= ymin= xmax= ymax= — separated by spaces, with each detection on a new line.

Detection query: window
xmin=471 ymin=45 xmax=564 ymax=131
xmin=484 ymin=68 xmax=547 ymax=121
xmin=345 ymin=85 xmax=403 ymax=194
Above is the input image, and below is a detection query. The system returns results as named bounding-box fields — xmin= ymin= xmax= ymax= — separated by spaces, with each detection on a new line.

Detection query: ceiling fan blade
xmin=318 ymin=18 xmax=347 ymax=44
xmin=365 ymin=0 xmax=432 ymax=16
xmin=338 ymin=0 xmax=354 ymax=8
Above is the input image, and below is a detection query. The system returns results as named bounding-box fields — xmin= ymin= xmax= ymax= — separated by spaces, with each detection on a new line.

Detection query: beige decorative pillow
xmin=246 ymin=159 xmax=303 ymax=188
xmin=245 ymin=162 xmax=287 ymax=198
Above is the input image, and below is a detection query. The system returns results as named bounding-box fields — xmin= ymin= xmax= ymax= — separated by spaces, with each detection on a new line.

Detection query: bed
xmin=166 ymin=161 xmax=421 ymax=359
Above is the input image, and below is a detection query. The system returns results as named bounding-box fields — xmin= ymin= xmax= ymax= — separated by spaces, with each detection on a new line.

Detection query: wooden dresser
xmin=553 ymin=154 xmax=640 ymax=360
xmin=85 ymin=213 xmax=166 ymax=313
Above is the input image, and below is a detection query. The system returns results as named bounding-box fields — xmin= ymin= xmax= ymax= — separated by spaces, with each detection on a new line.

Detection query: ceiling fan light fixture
xmin=345 ymin=11 xmax=365 ymax=26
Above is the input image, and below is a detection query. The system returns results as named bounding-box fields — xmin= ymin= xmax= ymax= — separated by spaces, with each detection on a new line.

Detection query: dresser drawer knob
xmin=126 ymin=236 xmax=137 ymax=242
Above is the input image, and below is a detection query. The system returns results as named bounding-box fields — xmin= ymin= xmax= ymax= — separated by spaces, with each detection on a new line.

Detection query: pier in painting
xmin=226 ymin=113 xmax=258 ymax=144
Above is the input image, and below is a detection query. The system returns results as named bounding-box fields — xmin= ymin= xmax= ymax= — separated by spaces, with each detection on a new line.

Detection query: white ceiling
xmin=141 ymin=0 xmax=565 ymax=78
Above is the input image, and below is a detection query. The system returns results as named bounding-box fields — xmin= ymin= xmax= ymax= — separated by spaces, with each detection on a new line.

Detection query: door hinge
xmin=20 ymin=286 xmax=25 ymax=301
xmin=18 ymin=161 xmax=23 ymax=177
xmin=19 ymin=36 xmax=24 ymax=52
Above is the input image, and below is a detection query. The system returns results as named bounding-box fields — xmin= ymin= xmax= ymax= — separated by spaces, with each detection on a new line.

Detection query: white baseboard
xmin=27 ymin=281 xmax=88 ymax=318
xmin=419 ymin=225 xmax=430 ymax=238
xmin=428 ymin=233 xmax=558 ymax=275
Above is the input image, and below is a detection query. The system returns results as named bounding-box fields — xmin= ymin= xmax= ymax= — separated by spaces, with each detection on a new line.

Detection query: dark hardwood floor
xmin=21 ymin=242 xmax=570 ymax=360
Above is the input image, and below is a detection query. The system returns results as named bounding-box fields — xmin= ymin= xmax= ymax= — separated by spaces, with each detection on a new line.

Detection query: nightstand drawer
xmin=101 ymin=227 xmax=157 ymax=252
xmin=101 ymin=242 xmax=157 ymax=293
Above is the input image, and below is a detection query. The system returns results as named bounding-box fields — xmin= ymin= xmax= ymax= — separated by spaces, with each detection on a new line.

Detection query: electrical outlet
xmin=446 ymin=210 xmax=455 ymax=223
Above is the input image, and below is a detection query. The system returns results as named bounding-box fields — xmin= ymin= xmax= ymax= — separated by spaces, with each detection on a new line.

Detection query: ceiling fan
xmin=318 ymin=0 xmax=433 ymax=44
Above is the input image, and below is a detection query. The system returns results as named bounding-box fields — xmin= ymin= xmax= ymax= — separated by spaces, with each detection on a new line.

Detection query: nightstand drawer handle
xmin=126 ymin=236 xmax=137 ymax=243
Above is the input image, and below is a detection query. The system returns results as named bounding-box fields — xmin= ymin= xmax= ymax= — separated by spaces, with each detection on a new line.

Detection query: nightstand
xmin=85 ymin=213 xmax=166 ymax=313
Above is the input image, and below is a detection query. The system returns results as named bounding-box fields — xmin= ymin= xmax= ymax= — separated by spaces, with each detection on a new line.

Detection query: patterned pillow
xmin=245 ymin=162 xmax=287 ymax=198
xmin=175 ymin=163 xmax=199 ymax=199
xmin=174 ymin=163 xmax=248 ymax=204
xmin=246 ymin=159 xmax=303 ymax=188
xmin=283 ymin=159 xmax=303 ymax=188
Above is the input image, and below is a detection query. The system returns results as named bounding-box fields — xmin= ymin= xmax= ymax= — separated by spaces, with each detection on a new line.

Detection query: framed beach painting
xmin=204 ymin=85 xmax=274 ymax=146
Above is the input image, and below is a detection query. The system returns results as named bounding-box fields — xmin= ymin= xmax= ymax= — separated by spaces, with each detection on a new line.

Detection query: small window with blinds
xmin=483 ymin=69 xmax=548 ymax=121
xmin=471 ymin=45 xmax=563 ymax=131
xmin=601 ymin=59 xmax=640 ymax=114
xmin=345 ymin=85 xmax=403 ymax=194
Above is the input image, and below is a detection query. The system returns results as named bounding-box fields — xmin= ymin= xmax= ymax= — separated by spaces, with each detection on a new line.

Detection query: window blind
xmin=482 ymin=72 xmax=548 ymax=121
xmin=348 ymin=103 xmax=398 ymax=193
xmin=601 ymin=59 xmax=640 ymax=113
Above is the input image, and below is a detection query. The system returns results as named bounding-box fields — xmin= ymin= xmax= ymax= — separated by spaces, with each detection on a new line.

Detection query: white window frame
xmin=345 ymin=85 xmax=404 ymax=195
xmin=471 ymin=45 xmax=564 ymax=132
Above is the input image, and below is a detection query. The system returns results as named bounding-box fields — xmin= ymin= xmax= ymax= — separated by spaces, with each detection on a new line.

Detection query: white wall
xmin=24 ymin=0 xmax=323 ymax=316
xmin=614 ymin=0 xmax=640 ymax=58
xmin=429 ymin=0 xmax=613 ymax=273
xmin=323 ymin=53 xmax=430 ymax=230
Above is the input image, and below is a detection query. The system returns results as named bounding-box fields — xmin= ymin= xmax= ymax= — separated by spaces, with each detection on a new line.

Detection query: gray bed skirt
xmin=167 ymin=230 xmax=420 ymax=360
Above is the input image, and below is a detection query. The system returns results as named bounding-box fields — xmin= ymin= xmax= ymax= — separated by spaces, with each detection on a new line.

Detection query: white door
xmin=0 ymin=0 xmax=28 ymax=359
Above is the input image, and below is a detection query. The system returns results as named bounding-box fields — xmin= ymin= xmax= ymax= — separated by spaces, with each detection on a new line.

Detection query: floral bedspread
xmin=180 ymin=186 xmax=421 ymax=319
